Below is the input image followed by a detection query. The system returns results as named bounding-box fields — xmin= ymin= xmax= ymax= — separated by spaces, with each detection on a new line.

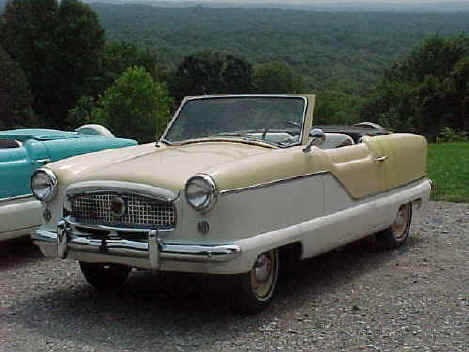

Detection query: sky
xmin=153 ymin=0 xmax=469 ymax=3
xmin=89 ymin=0 xmax=469 ymax=11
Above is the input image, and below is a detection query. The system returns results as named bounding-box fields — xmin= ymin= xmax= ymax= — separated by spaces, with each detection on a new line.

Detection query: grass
xmin=427 ymin=142 xmax=469 ymax=202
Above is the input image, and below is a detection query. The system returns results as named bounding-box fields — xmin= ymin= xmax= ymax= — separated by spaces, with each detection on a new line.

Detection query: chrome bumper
xmin=32 ymin=221 xmax=241 ymax=270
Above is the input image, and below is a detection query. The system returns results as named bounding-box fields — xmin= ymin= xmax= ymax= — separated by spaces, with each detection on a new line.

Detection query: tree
xmin=314 ymin=91 xmax=362 ymax=125
xmin=443 ymin=56 xmax=469 ymax=132
xmin=0 ymin=44 xmax=34 ymax=129
xmin=93 ymin=66 xmax=173 ymax=142
xmin=253 ymin=61 xmax=299 ymax=94
xmin=361 ymin=34 xmax=469 ymax=138
xmin=170 ymin=50 xmax=253 ymax=103
xmin=0 ymin=0 xmax=105 ymax=127
xmin=99 ymin=41 xmax=174 ymax=93
xmin=66 ymin=95 xmax=95 ymax=129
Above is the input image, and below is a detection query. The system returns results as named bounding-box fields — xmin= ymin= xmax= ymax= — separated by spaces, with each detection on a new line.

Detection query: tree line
xmin=362 ymin=35 xmax=469 ymax=140
xmin=1 ymin=0 xmax=468 ymax=142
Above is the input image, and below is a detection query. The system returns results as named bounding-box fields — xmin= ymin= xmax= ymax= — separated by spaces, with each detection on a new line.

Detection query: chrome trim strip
xmin=220 ymin=171 xmax=329 ymax=196
xmin=165 ymin=137 xmax=277 ymax=149
xmin=0 ymin=194 xmax=35 ymax=203
xmin=220 ymin=172 xmax=429 ymax=202
xmin=160 ymin=243 xmax=241 ymax=260
xmin=64 ymin=217 xmax=176 ymax=233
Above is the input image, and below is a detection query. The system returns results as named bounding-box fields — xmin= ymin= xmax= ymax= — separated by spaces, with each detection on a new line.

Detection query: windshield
xmin=163 ymin=96 xmax=306 ymax=147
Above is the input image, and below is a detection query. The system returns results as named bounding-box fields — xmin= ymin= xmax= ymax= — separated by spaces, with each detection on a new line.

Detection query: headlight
xmin=185 ymin=175 xmax=217 ymax=212
xmin=31 ymin=168 xmax=58 ymax=201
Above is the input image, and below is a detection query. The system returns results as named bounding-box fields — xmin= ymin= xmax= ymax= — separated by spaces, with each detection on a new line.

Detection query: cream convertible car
xmin=32 ymin=95 xmax=431 ymax=313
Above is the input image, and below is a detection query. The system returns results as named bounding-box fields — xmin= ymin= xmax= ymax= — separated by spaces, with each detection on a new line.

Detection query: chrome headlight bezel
xmin=185 ymin=174 xmax=217 ymax=212
xmin=31 ymin=168 xmax=58 ymax=201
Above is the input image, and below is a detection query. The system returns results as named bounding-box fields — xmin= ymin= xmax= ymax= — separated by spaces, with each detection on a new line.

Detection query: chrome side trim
xmin=220 ymin=171 xmax=329 ymax=196
xmin=220 ymin=172 xmax=429 ymax=202
xmin=0 ymin=194 xmax=34 ymax=203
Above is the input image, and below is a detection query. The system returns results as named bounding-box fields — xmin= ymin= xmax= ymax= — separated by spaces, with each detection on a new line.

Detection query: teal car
xmin=0 ymin=125 xmax=137 ymax=241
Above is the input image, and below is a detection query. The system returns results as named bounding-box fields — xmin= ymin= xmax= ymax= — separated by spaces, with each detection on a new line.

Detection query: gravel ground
xmin=0 ymin=201 xmax=468 ymax=352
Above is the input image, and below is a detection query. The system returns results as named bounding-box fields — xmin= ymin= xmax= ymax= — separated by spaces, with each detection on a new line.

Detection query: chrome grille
xmin=70 ymin=192 xmax=176 ymax=228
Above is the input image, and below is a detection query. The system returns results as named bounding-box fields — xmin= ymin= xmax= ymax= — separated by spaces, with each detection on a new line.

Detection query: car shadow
xmin=9 ymin=235 xmax=423 ymax=351
xmin=0 ymin=236 xmax=43 ymax=269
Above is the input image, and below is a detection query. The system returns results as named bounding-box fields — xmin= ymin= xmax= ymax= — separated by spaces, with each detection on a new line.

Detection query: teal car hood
xmin=0 ymin=128 xmax=80 ymax=142
xmin=0 ymin=129 xmax=137 ymax=198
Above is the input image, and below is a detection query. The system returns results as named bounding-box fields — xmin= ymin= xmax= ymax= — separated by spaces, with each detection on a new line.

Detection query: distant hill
xmin=89 ymin=2 xmax=469 ymax=92
xmin=84 ymin=1 xmax=469 ymax=13
xmin=3 ymin=1 xmax=469 ymax=93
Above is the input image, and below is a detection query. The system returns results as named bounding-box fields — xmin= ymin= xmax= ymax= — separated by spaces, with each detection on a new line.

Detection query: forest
xmin=1 ymin=0 xmax=469 ymax=142
xmin=91 ymin=3 xmax=469 ymax=92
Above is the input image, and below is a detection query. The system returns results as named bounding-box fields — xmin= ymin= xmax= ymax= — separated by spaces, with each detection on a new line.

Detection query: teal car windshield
xmin=163 ymin=96 xmax=307 ymax=147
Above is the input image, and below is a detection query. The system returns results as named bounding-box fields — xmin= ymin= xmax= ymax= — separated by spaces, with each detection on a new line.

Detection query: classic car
xmin=31 ymin=95 xmax=431 ymax=313
xmin=0 ymin=125 xmax=137 ymax=241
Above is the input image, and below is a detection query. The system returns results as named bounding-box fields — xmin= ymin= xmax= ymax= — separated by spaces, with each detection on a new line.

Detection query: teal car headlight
xmin=31 ymin=168 xmax=58 ymax=201
xmin=185 ymin=175 xmax=217 ymax=212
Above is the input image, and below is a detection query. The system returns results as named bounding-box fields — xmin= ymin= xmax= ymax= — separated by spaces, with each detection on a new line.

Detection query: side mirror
xmin=303 ymin=128 xmax=325 ymax=153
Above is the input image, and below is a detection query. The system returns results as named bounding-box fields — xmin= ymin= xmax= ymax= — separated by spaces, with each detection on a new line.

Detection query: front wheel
xmin=79 ymin=262 xmax=131 ymax=290
xmin=232 ymin=249 xmax=279 ymax=314
xmin=377 ymin=203 xmax=412 ymax=249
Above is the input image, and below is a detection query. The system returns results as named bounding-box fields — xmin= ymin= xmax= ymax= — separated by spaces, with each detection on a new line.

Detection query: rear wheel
xmin=377 ymin=203 xmax=412 ymax=249
xmin=232 ymin=249 xmax=279 ymax=314
xmin=79 ymin=262 xmax=130 ymax=290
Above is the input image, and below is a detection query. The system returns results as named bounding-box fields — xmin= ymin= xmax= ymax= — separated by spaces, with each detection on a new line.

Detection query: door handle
xmin=374 ymin=156 xmax=388 ymax=162
xmin=34 ymin=158 xmax=51 ymax=165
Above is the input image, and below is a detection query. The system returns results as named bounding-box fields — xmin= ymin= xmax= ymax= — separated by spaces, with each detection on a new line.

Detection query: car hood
xmin=0 ymin=128 xmax=79 ymax=141
xmin=51 ymin=141 xmax=271 ymax=192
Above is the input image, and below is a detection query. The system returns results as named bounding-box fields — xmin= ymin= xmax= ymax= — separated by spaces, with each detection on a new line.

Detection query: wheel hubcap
xmin=254 ymin=254 xmax=271 ymax=283
xmin=251 ymin=251 xmax=276 ymax=299
xmin=392 ymin=205 xmax=410 ymax=240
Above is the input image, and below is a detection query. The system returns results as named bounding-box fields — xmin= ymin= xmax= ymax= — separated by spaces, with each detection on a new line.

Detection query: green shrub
xmin=437 ymin=127 xmax=468 ymax=143
xmin=93 ymin=66 xmax=173 ymax=142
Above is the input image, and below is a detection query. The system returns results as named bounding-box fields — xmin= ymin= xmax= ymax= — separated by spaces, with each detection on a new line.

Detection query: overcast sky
xmin=95 ymin=0 xmax=469 ymax=11
xmin=155 ymin=0 xmax=469 ymax=3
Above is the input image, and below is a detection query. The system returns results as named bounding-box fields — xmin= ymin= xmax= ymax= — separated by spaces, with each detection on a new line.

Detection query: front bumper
xmin=32 ymin=220 xmax=241 ymax=272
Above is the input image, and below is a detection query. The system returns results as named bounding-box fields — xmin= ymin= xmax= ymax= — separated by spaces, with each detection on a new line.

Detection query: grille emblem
xmin=110 ymin=196 xmax=126 ymax=217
